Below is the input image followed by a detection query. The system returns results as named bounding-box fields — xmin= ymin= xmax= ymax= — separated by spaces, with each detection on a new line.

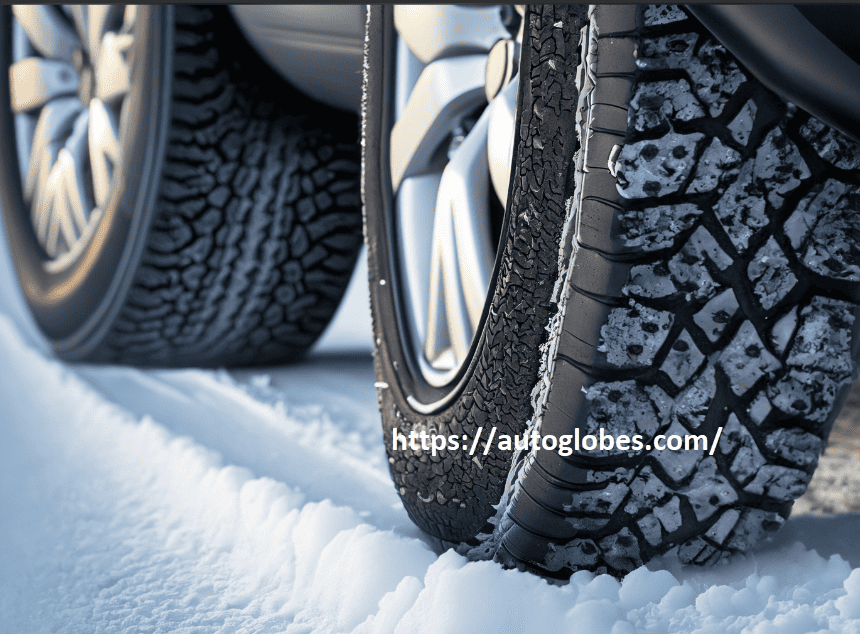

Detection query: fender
xmin=228 ymin=5 xmax=365 ymax=114
xmin=688 ymin=5 xmax=860 ymax=142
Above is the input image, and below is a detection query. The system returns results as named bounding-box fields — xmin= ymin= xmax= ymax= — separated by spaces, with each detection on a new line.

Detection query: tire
xmin=365 ymin=4 xmax=860 ymax=579
xmin=0 ymin=5 xmax=362 ymax=366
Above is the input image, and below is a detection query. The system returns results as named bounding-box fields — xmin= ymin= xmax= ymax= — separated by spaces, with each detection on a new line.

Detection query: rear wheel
xmin=0 ymin=5 xmax=362 ymax=366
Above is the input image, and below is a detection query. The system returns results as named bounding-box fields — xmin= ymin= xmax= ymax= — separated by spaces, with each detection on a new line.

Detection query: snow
xmin=3 ymin=221 xmax=860 ymax=632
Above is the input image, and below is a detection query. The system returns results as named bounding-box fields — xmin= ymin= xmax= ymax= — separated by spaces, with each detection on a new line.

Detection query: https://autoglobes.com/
xmin=391 ymin=426 xmax=724 ymax=458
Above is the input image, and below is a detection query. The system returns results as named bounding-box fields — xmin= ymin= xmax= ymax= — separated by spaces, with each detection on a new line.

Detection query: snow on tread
xmin=482 ymin=5 xmax=860 ymax=579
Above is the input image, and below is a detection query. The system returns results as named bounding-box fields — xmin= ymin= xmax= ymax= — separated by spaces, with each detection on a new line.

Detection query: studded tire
xmin=368 ymin=4 xmax=860 ymax=580
xmin=0 ymin=5 xmax=362 ymax=366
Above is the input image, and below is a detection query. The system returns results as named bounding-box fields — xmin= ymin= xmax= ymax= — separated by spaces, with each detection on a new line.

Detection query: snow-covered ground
xmin=4 ymin=224 xmax=860 ymax=632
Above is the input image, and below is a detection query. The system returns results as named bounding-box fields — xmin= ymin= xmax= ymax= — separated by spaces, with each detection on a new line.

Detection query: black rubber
xmin=1 ymin=6 xmax=362 ymax=366
xmin=687 ymin=5 xmax=860 ymax=144
xmin=367 ymin=4 xmax=860 ymax=580
xmin=476 ymin=5 xmax=860 ymax=578
xmin=364 ymin=4 xmax=589 ymax=554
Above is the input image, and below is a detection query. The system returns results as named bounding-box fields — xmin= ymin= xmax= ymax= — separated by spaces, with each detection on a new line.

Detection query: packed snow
xmin=3 ymin=228 xmax=860 ymax=632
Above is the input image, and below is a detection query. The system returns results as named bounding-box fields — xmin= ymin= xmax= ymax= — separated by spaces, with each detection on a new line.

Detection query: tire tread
xmin=91 ymin=5 xmax=362 ymax=366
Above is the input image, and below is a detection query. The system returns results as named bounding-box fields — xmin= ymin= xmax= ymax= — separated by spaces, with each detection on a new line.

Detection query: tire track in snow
xmin=76 ymin=358 xmax=413 ymax=536
xmin=5 ymin=309 xmax=860 ymax=632
xmin=0 ymin=312 xmax=435 ymax=632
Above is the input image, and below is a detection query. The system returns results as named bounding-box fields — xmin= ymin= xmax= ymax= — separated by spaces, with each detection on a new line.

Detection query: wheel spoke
xmin=486 ymin=76 xmax=519 ymax=209
xmin=397 ymin=174 xmax=441 ymax=345
xmin=121 ymin=5 xmax=138 ymax=33
xmin=88 ymin=98 xmax=121 ymax=209
xmin=391 ymin=5 xmax=522 ymax=384
xmin=390 ymin=55 xmax=487 ymax=191
xmin=394 ymin=5 xmax=508 ymax=65
xmin=425 ymin=206 xmax=473 ymax=369
xmin=12 ymin=6 xmax=80 ymax=62
xmin=26 ymin=98 xmax=84 ymax=225
xmin=9 ymin=57 xmax=78 ymax=114
xmin=39 ymin=111 xmax=91 ymax=257
xmin=11 ymin=5 xmax=133 ymax=270
xmin=67 ymin=6 xmax=88 ymax=57
xmin=95 ymin=32 xmax=133 ymax=103
xmin=424 ymin=109 xmax=494 ymax=369
xmin=68 ymin=5 xmax=122 ymax=64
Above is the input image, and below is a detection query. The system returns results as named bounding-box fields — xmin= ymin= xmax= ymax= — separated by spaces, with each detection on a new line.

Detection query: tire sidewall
xmin=0 ymin=5 xmax=173 ymax=358
xmin=363 ymin=5 xmax=579 ymax=542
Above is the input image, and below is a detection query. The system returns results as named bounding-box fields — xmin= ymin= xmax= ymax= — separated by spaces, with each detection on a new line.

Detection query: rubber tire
xmin=366 ymin=4 xmax=860 ymax=579
xmin=364 ymin=3 xmax=589 ymax=558
xmin=0 ymin=5 xmax=362 ymax=366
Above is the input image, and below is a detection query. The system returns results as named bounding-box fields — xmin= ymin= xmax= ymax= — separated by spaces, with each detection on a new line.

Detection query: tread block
xmin=591 ymin=5 xmax=638 ymax=37
xmin=593 ymin=37 xmax=638 ymax=76
xmin=509 ymin=487 xmax=579 ymax=540
xmin=577 ymin=197 xmax=639 ymax=256
xmin=569 ymin=247 xmax=632 ymax=298
xmin=590 ymin=103 xmax=629 ymax=135
xmin=591 ymin=76 xmax=636 ymax=114
xmin=586 ymin=131 xmax=625 ymax=172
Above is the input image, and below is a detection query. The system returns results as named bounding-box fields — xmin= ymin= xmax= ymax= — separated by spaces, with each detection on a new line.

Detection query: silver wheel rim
xmin=391 ymin=5 xmax=522 ymax=387
xmin=10 ymin=5 xmax=136 ymax=273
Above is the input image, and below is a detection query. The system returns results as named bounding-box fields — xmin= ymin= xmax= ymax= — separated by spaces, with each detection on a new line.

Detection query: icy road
xmin=4 ymin=231 xmax=860 ymax=633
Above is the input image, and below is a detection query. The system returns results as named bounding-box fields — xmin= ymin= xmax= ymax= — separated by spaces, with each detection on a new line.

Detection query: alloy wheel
xmin=10 ymin=5 xmax=136 ymax=272
xmin=390 ymin=5 xmax=523 ymax=387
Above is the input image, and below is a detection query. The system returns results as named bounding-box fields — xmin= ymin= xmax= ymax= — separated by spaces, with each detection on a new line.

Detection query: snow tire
xmin=365 ymin=4 xmax=860 ymax=579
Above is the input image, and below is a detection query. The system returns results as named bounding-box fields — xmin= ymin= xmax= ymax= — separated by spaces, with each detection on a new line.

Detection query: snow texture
xmin=597 ymin=301 xmax=673 ymax=368
xmin=728 ymin=100 xmax=757 ymax=146
xmin=747 ymin=237 xmax=798 ymax=310
xmin=3 ymin=272 xmax=860 ymax=633
xmin=618 ymin=203 xmax=702 ymax=252
xmin=786 ymin=180 xmax=860 ymax=282
xmin=628 ymin=80 xmax=704 ymax=133
xmin=4 ymin=93 xmax=860 ymax=631
xmin=615 ymin=132 xmax=704 ymax=199
xmin=643 ymin=5 xmax=688 ymax=26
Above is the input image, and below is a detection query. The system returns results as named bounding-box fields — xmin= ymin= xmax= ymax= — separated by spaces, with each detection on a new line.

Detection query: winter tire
xmin=365 ymin=3 xmax=860 ymax=579
xmin=0 ymin=5 xmax=362 ymax=366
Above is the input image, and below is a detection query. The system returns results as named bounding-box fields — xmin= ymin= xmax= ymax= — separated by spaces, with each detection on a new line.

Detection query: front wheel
xmin=365 ymin=3 xmax=860 ymax=579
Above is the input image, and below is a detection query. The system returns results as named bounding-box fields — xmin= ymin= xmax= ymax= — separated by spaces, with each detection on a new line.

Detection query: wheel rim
xmin=391 ymin=5 xmax=522 ymax=387
xmin=10 ymin=5 xmax=136 ymax=273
